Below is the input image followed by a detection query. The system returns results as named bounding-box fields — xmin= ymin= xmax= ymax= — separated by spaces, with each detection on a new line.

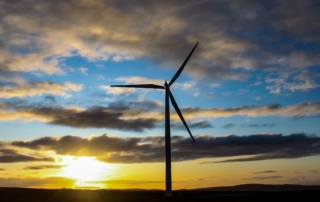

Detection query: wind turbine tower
xmin=111 ymin=42 xmax=198 ymax=197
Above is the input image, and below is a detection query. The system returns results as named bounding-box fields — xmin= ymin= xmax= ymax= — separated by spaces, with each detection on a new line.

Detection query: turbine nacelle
xmin=164 ymin=81 xmax=169 ymax=88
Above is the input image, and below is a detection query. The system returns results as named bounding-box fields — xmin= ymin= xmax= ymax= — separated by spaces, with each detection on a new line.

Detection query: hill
xmin=193 ymin=183 xmax=320 ymax=191
xmin=0 ymin=184 xmax=319 ymax=202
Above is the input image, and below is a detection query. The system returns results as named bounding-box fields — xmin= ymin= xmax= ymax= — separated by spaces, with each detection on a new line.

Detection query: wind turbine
xmin=111 ymin=42 xmax=198 ymax=197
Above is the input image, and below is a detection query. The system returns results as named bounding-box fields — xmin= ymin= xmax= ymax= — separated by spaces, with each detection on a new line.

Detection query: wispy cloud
xmin=221 ymin=123 xmax=235 ymax=129
xmin=179 ymin=102 xmax=320 ymax=120
xmin=173 ymin=81 xmax=203 ymax=97
xmin=115 ymin=77 xmax=163 ymax=85
xmin=100 ymin=85 xmax=135 ymax=96
xmin=0 ymin=82 xmax=82 ymax=98
xmin=172 ymin=120 xmax=213 ymax=130
xmin=44 ymin=95 xmax=56 ymax=104
xmin=244 ymin=123 xmax=276 ymax=128
xmin=266 ymin=70 xmax=319 ymax=94
xmin=23 ymin=165 xmax=65 ymax=170
xmin=253 ymin=170 xmax=277 ymax=174
xmin=87 ymin=180 xmax=164 ymax=185
xmin=101 ymin=77 xmax=165 ymax=96
xmin=288 ymin=176 xmax=306 ymax=182
xmin=308 ymin=170 xmax=320 ymax=174
xmin=242 ymin=176 xmax=282 ymax=180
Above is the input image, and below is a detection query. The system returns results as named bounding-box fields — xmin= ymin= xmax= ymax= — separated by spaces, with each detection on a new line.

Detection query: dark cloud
xmin=45 ymin=106 xmax=156 ymax=132
xmin=23 ymin=165 xmax=64 ymax=170
xmin=288 ymin=176 xmax=306 ymax=182
xmin=109 ymin=100 xmax=162 ymax=111
xmin=181 ymin=102 xmax=320 ymax=119
xmin=253 ymin=170 xmax=276 ymax=174
xmin=0 ymin=168 xmax=5 ymax=171
xmin=44 ymin=95 xmax=56 ymax=104
xmin=245 ymin=123 xmax=276 ymax=127
xmin=0 ymin=149 xmax=54 ymax=163
xmin=189 ymin=120 xmax=213 ymax=129
xmin=1 ymin=101 xmax=320 ymax=131
xmin=221 ymin=123 xmax=236 ymax=129
xmin=11 ymin=133 xmax=320 ymax=164
xmin=172 ymin=120 xmax=213 ymax=130
xmin=0 ymin=101 xmax=160 ymax=132
xmin=242 ymin=176 xmax=282 ymax=180
xmin=308 ymin=170 xmax=320 ymax=174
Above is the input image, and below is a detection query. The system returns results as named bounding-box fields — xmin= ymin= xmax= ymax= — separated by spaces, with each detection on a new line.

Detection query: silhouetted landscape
xmin=1 ymin=184 xmax=320 ymax=202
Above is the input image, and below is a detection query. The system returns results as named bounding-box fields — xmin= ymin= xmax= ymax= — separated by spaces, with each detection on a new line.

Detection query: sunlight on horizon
xmin=59 ymin=156 xmax=116 ymax=188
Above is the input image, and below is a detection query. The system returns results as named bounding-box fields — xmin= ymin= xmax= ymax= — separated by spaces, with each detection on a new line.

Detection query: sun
xmin=59 ymin=156 xmax=114 ymax=188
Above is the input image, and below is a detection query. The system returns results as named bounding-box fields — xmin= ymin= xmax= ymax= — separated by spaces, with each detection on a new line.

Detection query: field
xmin=1 ymin=187 xmax=320 ymax=202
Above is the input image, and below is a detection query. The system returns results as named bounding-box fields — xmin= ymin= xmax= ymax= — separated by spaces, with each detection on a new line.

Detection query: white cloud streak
xmin=0 ymin=82 xmax=82 ymax=98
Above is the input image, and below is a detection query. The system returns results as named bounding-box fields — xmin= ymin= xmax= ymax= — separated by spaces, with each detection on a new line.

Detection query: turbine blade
xmin=110 ymin=84 xmax=165 ymax=89
xmin=167 ymin=88 xmax=195 ymax=142
xmin=169 ymin=42 xmax=198 ymax=86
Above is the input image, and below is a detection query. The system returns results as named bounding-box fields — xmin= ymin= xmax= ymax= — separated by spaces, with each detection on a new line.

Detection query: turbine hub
xmin=164 ymin=81 xmax=168 ymax=88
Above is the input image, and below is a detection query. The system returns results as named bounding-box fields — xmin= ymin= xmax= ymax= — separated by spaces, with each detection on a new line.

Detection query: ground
xmin=1 ymin=188 xmax=320 ymax=202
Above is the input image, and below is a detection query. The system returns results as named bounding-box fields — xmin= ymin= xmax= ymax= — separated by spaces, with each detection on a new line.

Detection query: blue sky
xmin=0 ymin=0 xmax=320 ymax=188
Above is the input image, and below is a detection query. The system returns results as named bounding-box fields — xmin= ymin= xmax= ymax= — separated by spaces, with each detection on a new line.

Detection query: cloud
xmin=266 ymin=70 xmax=319 ymax=94
xmin=88 ymin=180 xmax=164 ymax=185
xmin=100 ymin=85 xmax=135 ymax=96
xmin=0 ymin=148 xmax=54 ymax=163
xmin=11 ymin=133 xmax=320 ymax=164
xmin=44 ymin=95 xmax=56 ymax=104
xmin=221 ymin=123 xmax=235 ymax=129
xmin=210 ymin=84 xmax=220 ymax=88
xmin=172 ymin=81 xmax=196 ymax=90
xmin=23 ymin=165 xmax=64 ymax=170
xmin=1 ymin=0 xmax=319 ymax=83
xmin=172 ymin=81 xmax=201 ymax=97
xmin=0 ymin=81 xmax=82 ymax=98
xmin=288 ymin=176 xmax=306 ymax=182
xmin=172 ymin=120 xmax=213 ymax=130
xmin=245 ymin=123 xmax=276 ymax=127
xmin=179 ymin=102 xmax=320 ymax=120
xmin=242 ymin=176 xmax=282 ymax=180
xmin=0 ymin=100 xmax=161 ymax=131
xmin=70 ymin=67 xmax=88 ymax=76
xmin=1 ymin=101 xmax=319 ymax=131
xmin=308 ymin=170 xmax=320 ymax=174
xmin=189 ymin=120 xmax=213 ymax=129
xmin=111 ymin=77 xmax=203 ymax=98
xmin=253 ymin=170 xmax=277 ymax=174
xmin=115 ymin=77 xmax=164 ymax=86
xmin=102 ymin=77 xmax=165 ymax=96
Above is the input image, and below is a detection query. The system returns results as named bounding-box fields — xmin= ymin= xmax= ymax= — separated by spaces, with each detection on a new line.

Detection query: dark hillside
xmin=0 ymin=185 xmax=320 ymax=202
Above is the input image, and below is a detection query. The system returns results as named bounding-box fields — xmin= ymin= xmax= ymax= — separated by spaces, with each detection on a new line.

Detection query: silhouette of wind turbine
xmin=111 ymin=42 xmax=198 ymax=197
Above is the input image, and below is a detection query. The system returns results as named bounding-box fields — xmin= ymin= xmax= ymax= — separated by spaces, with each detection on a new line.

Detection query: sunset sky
xmin=1 ymin=0 xmax=320 ymax=190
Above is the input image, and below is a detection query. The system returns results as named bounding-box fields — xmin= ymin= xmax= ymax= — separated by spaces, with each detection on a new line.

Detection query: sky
xmin=0 ymin=0 xmax=320 ymax=190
